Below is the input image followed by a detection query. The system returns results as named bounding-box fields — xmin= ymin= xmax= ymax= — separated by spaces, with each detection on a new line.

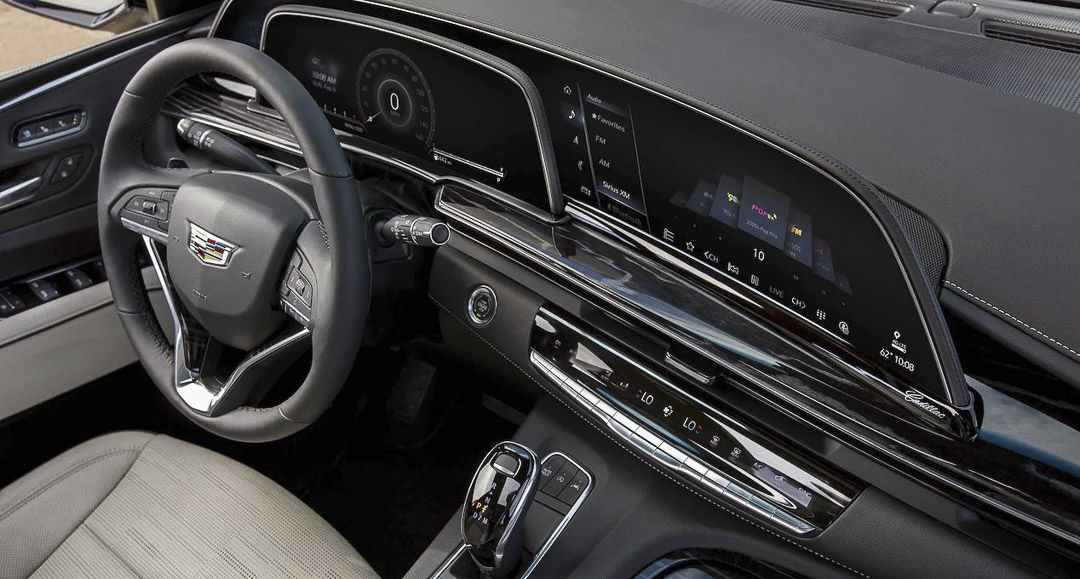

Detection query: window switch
xmin=63 ymin=268 xmax=94 ymax=290
xmin=28 ymin=280 xmax=61 ymax=302
xmin=0 ymin=294 xmax=15 ymax=317
xmin=2 ymin=288 xmax=27 ymax=312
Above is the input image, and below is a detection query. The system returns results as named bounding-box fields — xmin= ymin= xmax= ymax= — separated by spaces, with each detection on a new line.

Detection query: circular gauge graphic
xmin=356 ymin=48 xmax=435 ymax=148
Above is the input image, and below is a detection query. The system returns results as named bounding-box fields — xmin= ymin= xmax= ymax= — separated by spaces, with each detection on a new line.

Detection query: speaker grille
xmin=775 ymin=0 xmax=910 ymax=18
xmin=983 ymin=20 xmax=1080 ymax=55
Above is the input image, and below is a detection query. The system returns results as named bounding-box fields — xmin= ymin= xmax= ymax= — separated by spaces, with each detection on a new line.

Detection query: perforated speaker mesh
xmin=679 ymin=0 xmax=1080 ymax=115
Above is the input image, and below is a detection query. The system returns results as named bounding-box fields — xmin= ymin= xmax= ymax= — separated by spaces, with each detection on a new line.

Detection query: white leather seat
xmin=0 ymin=431 xmax=378 ymax=579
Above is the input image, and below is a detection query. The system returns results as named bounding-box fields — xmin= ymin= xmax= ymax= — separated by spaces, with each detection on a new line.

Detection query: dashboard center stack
xmin=529 ymin=307 xmax=858 ymax=535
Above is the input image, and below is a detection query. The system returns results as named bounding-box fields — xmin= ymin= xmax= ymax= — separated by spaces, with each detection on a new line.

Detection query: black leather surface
xmin=372 ymin=0 xmax=1080 ymax=379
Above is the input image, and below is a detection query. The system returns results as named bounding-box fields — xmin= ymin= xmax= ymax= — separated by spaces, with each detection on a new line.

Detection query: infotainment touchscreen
xmin=530 ymin=69 xmax=953 ymax=405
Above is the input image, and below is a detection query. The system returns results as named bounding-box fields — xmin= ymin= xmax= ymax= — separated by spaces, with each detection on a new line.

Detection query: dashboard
xmin=256 ymin=5 xmax=971 ymax=438
xmin=189 ymin=0 xmax=1080 ymax=569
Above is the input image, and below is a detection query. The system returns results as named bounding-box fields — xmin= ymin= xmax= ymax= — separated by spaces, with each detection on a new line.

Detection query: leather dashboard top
xmin=374 ymin=0 xmax=1080 ymax=376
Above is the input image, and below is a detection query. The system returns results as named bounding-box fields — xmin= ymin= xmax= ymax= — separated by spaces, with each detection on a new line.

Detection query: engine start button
xmin=467 ymin=285 xmax=497 ymax=327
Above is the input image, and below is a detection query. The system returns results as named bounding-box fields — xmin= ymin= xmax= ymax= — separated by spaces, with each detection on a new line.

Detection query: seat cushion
xmin=0 ymin=431 xmax=378 ymax=579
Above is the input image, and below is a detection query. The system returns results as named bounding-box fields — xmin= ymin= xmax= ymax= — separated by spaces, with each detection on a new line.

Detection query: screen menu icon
xmin=737 ymin=176 xmax=791 ymax=250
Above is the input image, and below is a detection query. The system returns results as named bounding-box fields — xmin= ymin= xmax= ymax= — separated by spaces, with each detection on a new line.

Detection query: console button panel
xmin=530 ymin=307 xmax=858 ymax=535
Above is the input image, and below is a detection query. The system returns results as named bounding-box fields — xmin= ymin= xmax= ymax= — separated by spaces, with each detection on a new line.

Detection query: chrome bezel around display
xmin=258 ymin=7 xmax=564 ymax=222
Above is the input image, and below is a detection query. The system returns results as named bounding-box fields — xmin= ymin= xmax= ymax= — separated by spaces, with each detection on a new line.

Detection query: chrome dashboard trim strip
xmin=163 ymin=97 xmax=563 ymax=225
xmin=529 ymin=345 xmax=829 ymax=535
xmin=531 ymin=308 xmax=854 ymax=511
xmin=563 ymin=200 xmax=972 ymax=434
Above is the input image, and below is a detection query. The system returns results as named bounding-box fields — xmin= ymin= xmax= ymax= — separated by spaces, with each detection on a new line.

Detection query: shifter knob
xmin=462 ymin=442 xmax=539 ymax=577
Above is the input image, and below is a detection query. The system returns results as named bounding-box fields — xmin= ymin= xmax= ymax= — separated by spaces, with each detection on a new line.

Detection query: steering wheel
xmin=98 ymin=39 xmax=370 ymax=442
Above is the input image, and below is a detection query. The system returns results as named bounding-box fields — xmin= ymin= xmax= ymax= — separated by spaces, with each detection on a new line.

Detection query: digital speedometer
xmin=357 ymin=48 xmax=435 ymax=149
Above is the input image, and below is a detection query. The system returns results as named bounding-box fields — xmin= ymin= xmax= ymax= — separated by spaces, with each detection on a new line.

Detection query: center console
xmin=432 ymin=444 xmax=594 ymax=579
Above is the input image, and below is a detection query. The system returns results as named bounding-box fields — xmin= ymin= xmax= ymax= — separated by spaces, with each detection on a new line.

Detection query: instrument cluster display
xmin=261 ymin=13 xmax=552 ymax=212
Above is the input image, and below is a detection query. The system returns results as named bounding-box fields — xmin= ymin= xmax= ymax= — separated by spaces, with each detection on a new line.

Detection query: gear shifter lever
xmin=461 ymin=442 xmax=539 ymax=577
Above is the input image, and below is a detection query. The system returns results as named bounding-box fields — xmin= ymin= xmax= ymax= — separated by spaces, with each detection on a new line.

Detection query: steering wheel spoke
xmin=143 ymin=235 xmax=311 ymax=416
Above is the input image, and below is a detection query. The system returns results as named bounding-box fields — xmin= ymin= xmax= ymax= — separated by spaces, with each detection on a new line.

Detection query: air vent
xmin=983 ymin=20 xmax=1080 ymax=55
xmin=774 ymin=0 xmax=911 ymax=19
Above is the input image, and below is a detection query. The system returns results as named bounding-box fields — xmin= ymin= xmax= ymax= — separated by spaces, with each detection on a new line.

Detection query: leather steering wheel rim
xmin=98 ymin=38 xmax=370 ymax=442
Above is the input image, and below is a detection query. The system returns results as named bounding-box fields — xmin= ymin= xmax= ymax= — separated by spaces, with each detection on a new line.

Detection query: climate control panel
xmin=529 ymin=307 xmax=858 ymax=535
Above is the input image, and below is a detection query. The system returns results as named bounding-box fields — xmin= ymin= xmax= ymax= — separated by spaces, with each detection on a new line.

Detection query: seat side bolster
xmin=0 ymin=431 xmax=156 ymax=579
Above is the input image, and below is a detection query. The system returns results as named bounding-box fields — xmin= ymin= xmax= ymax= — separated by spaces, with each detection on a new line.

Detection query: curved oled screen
xmin=511 ymin=53 xmax=957 ymax=410
xmin=262 ymin=12 xmax=552 ymax=213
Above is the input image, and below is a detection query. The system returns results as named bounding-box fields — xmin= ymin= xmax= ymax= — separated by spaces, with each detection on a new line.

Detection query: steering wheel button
xmin=292 ymin=275 xmax=307 ymax=293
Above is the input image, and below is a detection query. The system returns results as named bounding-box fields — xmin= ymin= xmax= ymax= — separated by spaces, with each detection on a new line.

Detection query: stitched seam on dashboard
xmin=944 ymin=280 xmax=1080 ymax=360
xmin=430 ymin=296 xmax=869 ymax=578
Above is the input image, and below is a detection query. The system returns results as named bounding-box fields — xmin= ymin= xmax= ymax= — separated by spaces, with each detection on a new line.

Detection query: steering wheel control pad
xmin=167 ymin=172 xmax=308 ymax=351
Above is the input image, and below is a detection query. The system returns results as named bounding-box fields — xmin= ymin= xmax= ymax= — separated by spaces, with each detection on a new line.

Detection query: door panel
xmin=0 ymin=8 xmax=209 ymax=418
xmin=0 ymin=9 xmax=210 ymax=282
